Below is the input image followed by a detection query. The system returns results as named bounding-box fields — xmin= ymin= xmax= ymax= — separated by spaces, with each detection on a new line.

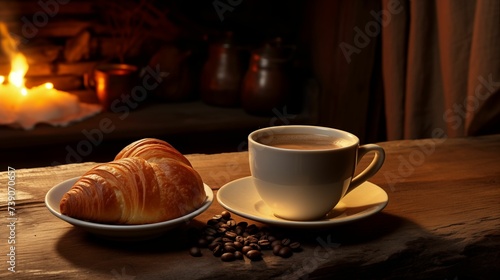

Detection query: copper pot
xmin=241 ymin=38 xmax=296 ymax=116
xmin=86 ymin=63 xmax=139 ymax=111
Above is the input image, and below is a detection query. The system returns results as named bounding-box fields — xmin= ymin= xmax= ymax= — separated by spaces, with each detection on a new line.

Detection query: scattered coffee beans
xmin=189 ymin=246 xmax=202 ymax=257
xmin=234 ymin=251 xmax=244 ymax=260
xmin=221 ymin=211 xmax=231 ymax=220
xmin=278 ymin=246 xmax=293 ymax=258
xmin=221 ymin=252 xmax=236 ymax=262
xmin=246 ymin=249 xmax=262 ymax=260
xmin=212 ymin=244 xmax=224 ymax=257
xmin=289 ymin=242 xmax=302 ymax=252
xmin=188 ymin=211 xmax=302 ymax=262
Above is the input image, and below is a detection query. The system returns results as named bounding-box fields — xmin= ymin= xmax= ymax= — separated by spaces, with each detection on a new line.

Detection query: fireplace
xmin=0 ymin=0 xmax=311 ymax=103
xmin=0 ymin=0 xmax=181 ymax=102
xmin=0 ymin=0 xmax=321 ymax=167
xmin=1 ymin=0 xmax=390 ymax=169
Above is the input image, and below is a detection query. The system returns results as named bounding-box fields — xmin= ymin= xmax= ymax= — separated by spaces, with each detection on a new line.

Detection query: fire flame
xmin=8 ymin=53 xmax=28 ymax=88
xmin=0 ymin=22 xmax=101 ymax=130
xmin=0 ymin=40 xmax=53 ymax=96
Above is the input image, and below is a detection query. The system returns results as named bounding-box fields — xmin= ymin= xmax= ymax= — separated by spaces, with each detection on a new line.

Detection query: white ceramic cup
xmin=248 ymin=125 xmax=385 ymax=221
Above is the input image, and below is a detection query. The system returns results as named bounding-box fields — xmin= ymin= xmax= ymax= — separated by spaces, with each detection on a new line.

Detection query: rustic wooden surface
xmin=0 ymin=134 xmax=499 ymax=279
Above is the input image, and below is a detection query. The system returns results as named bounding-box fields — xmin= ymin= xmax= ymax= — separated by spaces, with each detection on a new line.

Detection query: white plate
xmin=217 ymin=176 xmax=388 ymax=228
xmin=45 ymin=177 xmax=213 ymax=240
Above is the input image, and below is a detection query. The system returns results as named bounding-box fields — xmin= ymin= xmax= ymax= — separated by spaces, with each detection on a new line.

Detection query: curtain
xmin=303 ymin=0 xmax=386 ymax=143
xmin=304 ymin=0 xmax=500 ymax=141
xmin=382 ymin=0 xmax=500 ymax=139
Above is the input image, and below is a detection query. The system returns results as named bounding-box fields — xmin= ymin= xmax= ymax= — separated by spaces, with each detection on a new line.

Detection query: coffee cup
xmin=248 ymin=125 xmax=385 ymax=221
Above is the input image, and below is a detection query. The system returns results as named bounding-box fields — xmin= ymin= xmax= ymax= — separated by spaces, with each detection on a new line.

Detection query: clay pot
xmin=241 ymin=38 xmax=296 ymax=116
xmin=200 ymin=32 xmax=245 ymax=107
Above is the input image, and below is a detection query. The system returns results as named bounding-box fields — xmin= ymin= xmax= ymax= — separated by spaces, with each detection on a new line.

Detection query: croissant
xmin=114 ymin=138 xmax=192 ymax=167
xmin=59 ymin=139 xmax=206 ymax=225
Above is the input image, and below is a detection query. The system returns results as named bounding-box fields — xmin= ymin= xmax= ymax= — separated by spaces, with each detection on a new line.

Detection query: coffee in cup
xmin=248 ymin=125 xmax=385 ymax=221
xmin=258 ymin=133 xmax=343 ymax=150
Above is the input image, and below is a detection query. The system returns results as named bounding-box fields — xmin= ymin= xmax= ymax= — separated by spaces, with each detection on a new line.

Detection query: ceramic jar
xmin=200 ymin=32 xmax=245 ymax=107
xmin=241 ymin=38 xmax=296 ymax=116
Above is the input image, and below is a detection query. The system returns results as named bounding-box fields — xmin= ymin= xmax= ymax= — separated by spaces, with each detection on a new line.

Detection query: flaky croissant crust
xmin=60 ymin=139 xmax=206 ymax=225
xmin=115 ymin=138 xmax=192 ymax=167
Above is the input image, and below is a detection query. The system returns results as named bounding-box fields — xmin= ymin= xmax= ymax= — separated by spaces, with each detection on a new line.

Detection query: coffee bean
xmin=235 ymin=236 xmax=244 ymax=243
xmin=226 ymin=219 xmax=236 ymax=227
xmin=237 ymin=221 xmax=248 ymax=228
xmin=281 ymin=238 xmax=291 ymax=246
xmin=188 ymin=211 xmax=304 ymax=262
xmin=222 ymin=237 xmax=233 ymax=243
xmin=213 ymin=237 xmax=222 ymax=243
xmin=289 ymin=242 xmax=302 ymax=251
xmin=249 ymin=243 xmax=261 ymax=251
xmin=258 ymin=239 xmax=271 ymax=249
xmin=204 ymin=227 xmax=217 ymax=236
xmin=225 ymin=231 xmax=237 ymax=239
xmin=242 ymin=246 xmax=253 ymax=254
xmin=233 ymin=241 xmax=243 ymax=250
xmin=215 ymin=221 xmax=225 ymax=228
xmin=278 ymin=247 xmax=293 ymax=258
xmin=207 ymin=219 xmax=219 ymax=226
xmin=205 ymin=235 xmax=215 ymax=242
xmin=212 ymin=244 xmax=224 ymax=257
xmin=271 ymin=240 xmax=282 ymax=247
xmin=212 ymin=214 xmax=222 ymax=220
xmin=197 ymin=237 xmax=208 ymax=248
xmin=221 ymin=252 xmax=235 ymax=262
xmin=246 ymin=224 xmax=258 ymax=234
xmin=208 ymin=241 xmax=221 ymax=251
xmin=235 ymin=226 xmax=244 ymax=235
xmin=234 ymin=251 xmax=244 ymax=260
xmin=246 ymin=236 xmax=259 ymax=243
xmin=221 ymin=211 xmax=231 ymax=220
xmin=189 ymin=246 xmax=202 ymax=257
xmin=224 ymin=245 xmax=236 ymax=253
xmin=273 ymin=245 xmax=283 ymax=256
xmin=246 ymin=249 xmax=262 ymax=260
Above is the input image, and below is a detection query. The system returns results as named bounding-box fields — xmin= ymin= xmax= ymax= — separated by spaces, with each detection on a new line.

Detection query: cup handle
xmin=346 ymin=144 xmax=385 ymax=194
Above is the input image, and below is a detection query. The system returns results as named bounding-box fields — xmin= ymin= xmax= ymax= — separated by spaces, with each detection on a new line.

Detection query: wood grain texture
xmin=0 ymin=134 xmax=499 ymax=279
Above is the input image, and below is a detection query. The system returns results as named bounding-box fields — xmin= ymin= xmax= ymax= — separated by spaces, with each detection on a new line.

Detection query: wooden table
xmin=1 ymin=134 xmax=499 ymax=279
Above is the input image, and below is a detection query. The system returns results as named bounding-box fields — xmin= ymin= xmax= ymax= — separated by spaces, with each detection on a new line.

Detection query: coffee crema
xmin=257 ymin=133 xmax=342 ymax=150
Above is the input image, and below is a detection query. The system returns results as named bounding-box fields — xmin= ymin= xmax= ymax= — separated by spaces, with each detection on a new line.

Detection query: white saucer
xmin=217 ymin=176 xmax=388 ymax=228
xmin=45 ymin=177 xmax=213 ymax=240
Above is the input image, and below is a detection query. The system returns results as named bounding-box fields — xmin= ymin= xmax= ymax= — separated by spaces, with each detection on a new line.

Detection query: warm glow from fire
xmin=6 ymin=53 xmax=28 ymax=89
xmin=0 ymin=51 xmax=32 ymax=97
xmin=0 ymin=22 xmax=101 ymax=130
xmin=0 ymin=24 xmax=31 ymax=98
